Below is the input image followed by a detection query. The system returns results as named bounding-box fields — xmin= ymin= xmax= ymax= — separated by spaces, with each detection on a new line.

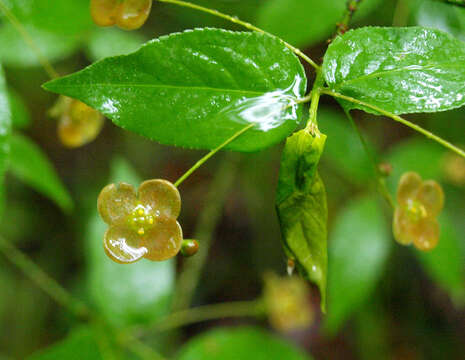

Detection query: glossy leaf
xmin=319 ymin=107 xmax=374 ymax=184
xmin=9 ymin=133 xmax=73 ymax=212
xmin=276 ymin=129 xmax=328 ymax=311
xmin=323 ymin=27 xmax=465 ymax=115
xmin=416 ymin=214 xmax=465 ymax=305
xmin=176 ymin=326 xmax=311 ymax=360
xmin=8 ymin=88 xmax=31 ymax=129
xmin=87 ymin=158 xmax=174 ymax=326
xmin=86 ymin=28 xmax=147 ymax=61
xmin=27 ymin=327 xmax=102 ymax=360
xmin=0 ymin=64 xmax=11 ymax=215
xmin=325 ymin=196 xmax=391 ymax=334
xmin=43 ymin=28 xmax=307 ymax=152
xmin=257 ymin=0 xmax=382 ymax=48
xmin=0 ymin=24 xmax=81 ymax=67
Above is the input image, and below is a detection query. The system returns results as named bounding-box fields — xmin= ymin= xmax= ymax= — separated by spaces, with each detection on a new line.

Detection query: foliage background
xmin=0 ymin=0 xmax=464 ymax=359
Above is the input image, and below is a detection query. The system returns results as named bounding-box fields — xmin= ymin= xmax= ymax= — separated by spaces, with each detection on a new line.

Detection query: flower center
xmin=405 ymin=199 xmax=427 ymax=222
xmin=128 ymin=203 xmax=156 ymax=236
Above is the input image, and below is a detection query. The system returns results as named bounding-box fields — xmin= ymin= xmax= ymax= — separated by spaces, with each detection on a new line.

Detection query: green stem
xmin=306 ymin=70 xmax=325 ymax=130
xmin=0 ymin=236 xmax=88 ymax=318
xmin=436 ymin=0 xmax=465 ymax=7
xmin=344 ymin=111 xmax=395 ymax=209
xmin=157 ymin=0 xmax=320 ymax=70
xmin=174 ymin=123 xmax=254 ymax=187
xmin=0 ymin=1 xmax=59 ymax=79
xmin=336 ymin=0 xmax=364 ymax=35
xmin=172 ymin=155 xmax=239 ymax=310
xmin=321 ymin=89 xmax=465 ymax=160
xmin=392 ymin=0 xmax=411 ymax=27
xmin=141 ymin=299 xmax=265 ymax=334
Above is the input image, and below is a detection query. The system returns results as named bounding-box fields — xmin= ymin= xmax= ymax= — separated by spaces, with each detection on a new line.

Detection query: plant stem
xmin=336 ymin=0 xmax=364 ymax=35
xmin=436 ymin=0 xmax=465 ymax=7
xmin=344 ymin=111 xmax=395 ymax=209
xmin=150 ymin=299 xmax=265 ymax=333
xmin=306 ymin=70 xmax=325 ymax=130
xmin=157 ymin=0 xmax=320 ymax=70
xmin=392 ymin=0 xmax=411 ymax=27
xmin=172 ymin=155 xmax=239 ymax=310
xmin=0 ymin=1 xmax=59 ymax=79
xmin=0 ymin=236 xmax=89 ymax=318
xmin=321 ymin=89 xmax=465 ymax=160
xmin=174 ymin=123 xmax=254 ymax=187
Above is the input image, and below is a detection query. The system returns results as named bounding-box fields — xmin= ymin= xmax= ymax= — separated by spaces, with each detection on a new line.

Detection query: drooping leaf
xmin=0 ymin=24 xmax=81 ymax=67
xmin=8 ymin=88 xmax=31 ymax=129
xmin=0 ymin=64 xmax=12 ymax=214
xmin=87 ymin=158 xmax=174 ymax=327
xmin=9 ymin=133 xmax=73 ymax=212
xmin=319 ymin=107 xmax=374 ymax=184
xmin=176 ymin=326 xmax=312 ymax=360
xmin=323 ymin=27 xmax=465 ymax=115
xmin=416 ymin=213 xmax=465 ymax=305
xmin=43 ymin=28 xmax=307 ymax=152
xmin=86 ymin=28 xmax=147 ymax=61
xmin=325 ymin=196 xmax=391 ymax=334
xmin=27 ymin=327 xmax=102 ymax=360
xmin=276 ymin=128 xmax=328 ymax=311
xmin=257 ymin=0 xmax=382 ymax=48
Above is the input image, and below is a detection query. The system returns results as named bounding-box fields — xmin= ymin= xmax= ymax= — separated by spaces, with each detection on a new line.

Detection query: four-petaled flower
xmin=98 ymin=179 xmax=183 ymax=263
xmin=393 ymin=172 xmax=444 ymax=251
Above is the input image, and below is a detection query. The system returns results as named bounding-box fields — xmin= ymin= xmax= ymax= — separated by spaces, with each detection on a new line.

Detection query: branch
xmin=335 ymin=0 xmax=364 ymax=36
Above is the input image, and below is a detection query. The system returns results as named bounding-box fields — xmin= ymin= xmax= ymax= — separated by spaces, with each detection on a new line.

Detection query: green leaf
xmin=8 ymin=88 xmax=31 ymax=129
xmin=0 ymin=24 xmax=81 ymax=67
xmin=323 ymin=27 xmax=465 ymax=115
xmin=0 ymin=64 xmax=12 ymax=215
xmin=9 ymin=133 xmax=73 ymax=212
xmin=27 ymin=327 xmax=102 ymax=360
xmin=319 ymin=107 xmax=374 ymax=184
xmin=257 ymin=0 xmax=382 ymax=48
xmin=325 ymin=196 xmax=391 ymax=334
xmin=86 ymin=28 xmax=147 ymax=62
xmin=276 ymin=128 xmax=328 ymax=311
xmin=87 ymin=158 xmax=174 ymax=327
xmin=43 ymin=28 xmax=307 ymax=152
xmin=416 ymin=213 xmax=465 ymax=305
xmin=176 ymin=326 xmax=311 ymax=360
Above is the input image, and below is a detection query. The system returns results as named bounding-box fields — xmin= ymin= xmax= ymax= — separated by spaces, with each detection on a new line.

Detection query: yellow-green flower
xmin=97 ymin=179 xmax=183 ymax=263
xmin=393 ymin=172 xmax=444 ymax=251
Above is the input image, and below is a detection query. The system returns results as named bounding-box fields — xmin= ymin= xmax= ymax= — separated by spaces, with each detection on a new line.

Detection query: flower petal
xmin=104 ymin=225 xmax=147 ymax=264
xmin=138 ymin=179 xmax=181 ymax=218
xmin=142 ymin=217 xmax=182 ymax=261
xmin=393 ymin=207 xmax=414 ymax=246
xmin=397 ymin=172 xmax=422 ymax=206
xmin=98 ymin=182 xmax=137 ymax=225
xmin=416 ymin=180 xmax=444 ymax=218
xmin=411 ymin=218 xmax=440 ymax=251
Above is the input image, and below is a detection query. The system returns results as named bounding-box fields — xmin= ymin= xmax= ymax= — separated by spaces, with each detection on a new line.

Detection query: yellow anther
xmin=148 ymin=218 xmax=154 ymax=225
xmin=137 ymin=228 xmax=145 ymax=236
xmin=138 ymin=208 xmax=144 ymax=216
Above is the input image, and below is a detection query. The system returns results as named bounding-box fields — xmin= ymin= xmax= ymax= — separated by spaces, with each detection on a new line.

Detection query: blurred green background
xmin=0 ymin=0 xmax=464 ymax=359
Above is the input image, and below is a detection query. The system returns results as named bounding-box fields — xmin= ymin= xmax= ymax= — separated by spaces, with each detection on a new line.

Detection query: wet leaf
xmin=325 ymin=196 xmax=391 ymax=334
xmin=0 ymin=64 xmax=11 ymax=215
xmin=87 ymin=158 xmax=174 ymax=327
xmin=257 ymin=0 xmax=382 ymax=48
xmin=276 ymin=128 xmax=328 ymax=311
xmin=27 ymin=327 xmax=102 ymax=360
xmin=43 ymin=28 xmax=307 ymax=152
xmin=9 ymin=133 xmax=73 ymax=212
xmin=323 ymin=27 xmax=465 ymax=115
xmin=176 ymin=326 xmax=312 ymax=360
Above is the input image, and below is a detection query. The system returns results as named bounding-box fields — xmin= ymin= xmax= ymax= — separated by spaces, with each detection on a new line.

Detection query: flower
xmin=50 ymin=96 xmax=104 ymax=148
xmin=97 ymin=179 xmax=183 ymax=263
xmin=393 ymin=172 xmax=444 ymax=251
xmin=91 ymin=0 xmax=153 ymax=30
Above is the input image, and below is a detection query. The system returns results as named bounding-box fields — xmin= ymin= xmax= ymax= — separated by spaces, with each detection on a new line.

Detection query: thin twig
xmin=321 ymin=89 xmax=465 ymax=160
xmin=335 ymin=0 xmax=364 ymax=36
xmin=157 ymin=0 xmax=320 ymax=70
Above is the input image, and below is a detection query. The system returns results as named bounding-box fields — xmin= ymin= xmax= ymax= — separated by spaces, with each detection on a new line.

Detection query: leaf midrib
xmin=332 ymin=62 xmax=465 ymax=89
xmin=47 ymin=83 xmax=272 ymax=97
